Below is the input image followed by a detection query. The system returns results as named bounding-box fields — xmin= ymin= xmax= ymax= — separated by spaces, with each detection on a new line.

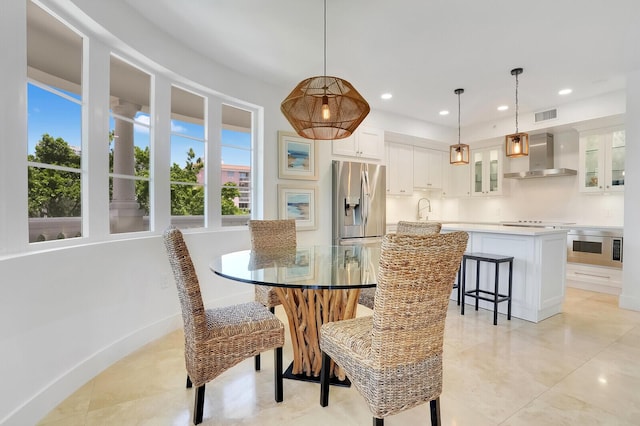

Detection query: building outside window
xmin=220 ymin=111 xmax=252 ymax=226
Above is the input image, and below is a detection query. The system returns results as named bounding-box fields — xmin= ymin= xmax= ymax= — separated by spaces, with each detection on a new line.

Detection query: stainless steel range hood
xmin=504 ymin=133 xmax=577 ymax=179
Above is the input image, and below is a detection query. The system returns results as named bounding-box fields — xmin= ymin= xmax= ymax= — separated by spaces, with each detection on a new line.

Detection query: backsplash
xmin=386 ymin=182 xmax=624 ymax=227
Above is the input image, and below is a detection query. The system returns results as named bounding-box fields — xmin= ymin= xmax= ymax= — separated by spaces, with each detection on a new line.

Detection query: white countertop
xmin=441 ymin=223 xmax=568 ymax=236
xmin=387 ymin=221 xmax=622 ymax=235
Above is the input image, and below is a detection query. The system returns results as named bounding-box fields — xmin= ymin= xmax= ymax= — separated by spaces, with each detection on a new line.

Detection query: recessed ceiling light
xmin=558 ymin=88 xmax=572 ymax=95
xmin=497 ymin=105 xmax=509 ymax=111
xmin=439 ymin=110 xmax=449 ymax=116
xmin=381 ymin=93 xmax=392 ymax=100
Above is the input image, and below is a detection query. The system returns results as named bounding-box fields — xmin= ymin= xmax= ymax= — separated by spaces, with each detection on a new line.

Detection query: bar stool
xmin=461 ymin=252 xmax=514 ymax=325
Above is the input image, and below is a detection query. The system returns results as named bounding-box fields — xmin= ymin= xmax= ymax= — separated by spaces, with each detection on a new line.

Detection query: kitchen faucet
xmin=417 ymin=198 xmax=431 ymax=220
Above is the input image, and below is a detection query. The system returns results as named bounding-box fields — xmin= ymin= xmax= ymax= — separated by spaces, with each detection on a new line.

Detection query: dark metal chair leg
xmin=461 ymin=257 xmax=467 ymax=315
xmin=373 ymin=417 xmax=384 ymax=425
xmin=186 ymin=375 xmax=192 ymax=388
xmin=274 ymin=347 xmax=283 ymax=402
xmin=320 ymin=352 xmax=331 ymax=407
xmin=494 ymin=263 xmax=500 ymax=325
xmin=456 ymin=266 xmax=461 ymax=305
xmin=194 ymin=384 xmax=205 ymax=425
xmin=475 ymin=260 xmax=480 ymax=311
xmin=430 ymin=397 xmax=441 ymax=426
xmin=508 ymin=260 xmax=513 ymax=320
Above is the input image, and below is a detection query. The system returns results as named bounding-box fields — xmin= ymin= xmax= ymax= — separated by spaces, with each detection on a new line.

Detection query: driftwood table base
xmin=275 ymin=287 xmax=361 ymax=381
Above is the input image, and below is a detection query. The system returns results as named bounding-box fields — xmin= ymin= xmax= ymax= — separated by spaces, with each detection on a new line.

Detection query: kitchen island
xmin=442 ymin=223 xmax=568 ymax=323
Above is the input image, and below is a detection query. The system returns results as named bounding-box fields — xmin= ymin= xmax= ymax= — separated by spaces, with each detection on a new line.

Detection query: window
xmin=220 ymin=105 xmax=252 ymax=227
xmin=170 ymin=86 xmax=206 ymax=229
xmin=109 ymin=55 xmax=151 ymax=234
xmin=21 ymin=3 xmax=259 ymax=245
xmin=26 ymin=2 xmax=83 ymax=243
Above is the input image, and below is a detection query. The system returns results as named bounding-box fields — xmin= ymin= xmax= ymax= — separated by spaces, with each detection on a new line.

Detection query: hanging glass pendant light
xmin=450 ymin=88 xmax=469 ymax=165
xmin=505 ymin=67 xmax=529 ymax=157
xmin=280 ymin=0 xmax=370 ymax=140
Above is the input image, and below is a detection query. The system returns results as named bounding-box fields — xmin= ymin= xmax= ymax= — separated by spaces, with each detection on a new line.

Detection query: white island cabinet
xmin=442 ymin=223 xmax=568 ymax=323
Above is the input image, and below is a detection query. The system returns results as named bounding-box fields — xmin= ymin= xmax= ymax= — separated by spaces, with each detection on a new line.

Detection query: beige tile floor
xmin=38 ymin=288 xmax=640 ymax=425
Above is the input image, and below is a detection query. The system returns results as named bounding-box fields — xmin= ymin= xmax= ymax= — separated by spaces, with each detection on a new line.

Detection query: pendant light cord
xmin=323 ymin=0 xmax=327 ymax=78
xmin=457 ymin=91 xmax=461 ymax=144
xmin=515 ymin=72 xmax=519 ymax=133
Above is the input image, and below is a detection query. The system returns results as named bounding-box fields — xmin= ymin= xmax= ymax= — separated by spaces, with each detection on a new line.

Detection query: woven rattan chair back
xmin=248 ymin=219 xmax=296 ymax=310
xmin=396 ymin=221 xmax=442 ymax=235
xmin=371 ymin=231 xmax=468 ymax=365
xmin=248 ymin=219 xmax=297 ymax=250
xmin=163 ymin=226 xmax=206 ymax=348
xmin=358 ymin=221 xmax=441 ymax=310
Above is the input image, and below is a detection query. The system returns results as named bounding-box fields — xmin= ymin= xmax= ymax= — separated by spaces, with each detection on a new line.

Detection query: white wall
xmin=0 ymin=1 xmax=294 ymax=424
xmin=621 ymin=70 xmax=640 ymax=311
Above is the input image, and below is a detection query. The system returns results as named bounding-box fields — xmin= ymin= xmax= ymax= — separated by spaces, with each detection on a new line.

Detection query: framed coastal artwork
xmin=277 ymin=184 xmax=318 ymax=231
xmin=278 ymin=131 xmax=319 ymax=180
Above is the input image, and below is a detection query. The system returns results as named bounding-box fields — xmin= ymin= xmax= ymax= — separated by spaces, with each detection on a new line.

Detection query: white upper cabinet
xmin=413 ymin=147 xmax=443 ymax=189
xmin=471 ymin=146 xmax=503 ymax=196
xmin=332 ymin=126 xmax=384 ymax=160
xmin=443 ymin=159 xmax=471 ymax=197
xmin=386 ymin=142 xmax=413 ymax=195
xmin=578 ymin=128 xmax=625 ymax=193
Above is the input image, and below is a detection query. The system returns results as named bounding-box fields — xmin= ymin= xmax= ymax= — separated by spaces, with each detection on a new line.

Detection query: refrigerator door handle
xmin=361 ymin=170 xmax=371 ymax=227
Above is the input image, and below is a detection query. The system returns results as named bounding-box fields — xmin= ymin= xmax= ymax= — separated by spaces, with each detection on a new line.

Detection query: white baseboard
xmin=566 ymin=279 xmax=622 ymax=295
xmin=2 ymin=314 xmax=182 ymax=426
xmin=619 ymin=293 xmax=640 ymax=312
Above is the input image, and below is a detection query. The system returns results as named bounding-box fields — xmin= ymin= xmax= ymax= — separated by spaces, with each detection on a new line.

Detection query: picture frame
xmin=278 ymin=131 xmax=319 ymax=180
xmin=277 ymin=184 xmax=318 ymax=231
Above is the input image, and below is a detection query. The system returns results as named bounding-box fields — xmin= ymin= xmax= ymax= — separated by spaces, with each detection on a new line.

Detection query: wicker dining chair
xmin=320 ymin=231 xmax=469 ymax=426
xmin=358 ymin=221 xmax=442 ymax=310
xmin=163 ymin=226 xmax=285 ymax=425
xmin=248 ymin=219 xmax=296 ymax=370
xmin=397 ymin=220 xmax=442 ymax=234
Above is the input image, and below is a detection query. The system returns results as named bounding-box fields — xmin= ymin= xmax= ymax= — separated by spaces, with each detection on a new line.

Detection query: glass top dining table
xmin=210 ymin=244 xmax=380 ymax=384
xmin=210 ymin=245 xmax=380 ymax=290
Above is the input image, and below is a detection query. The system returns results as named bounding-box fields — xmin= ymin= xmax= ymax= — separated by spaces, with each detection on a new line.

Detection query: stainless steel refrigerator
xmin=332 ymin=160 xmax=386 ymax=246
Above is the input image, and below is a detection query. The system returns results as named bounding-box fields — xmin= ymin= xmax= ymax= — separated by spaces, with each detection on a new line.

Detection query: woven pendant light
xmin=281 ymin=0 xmax=370 ymax=140
xmin=505 ymin=67 xmax=529 ymax=157
xmin=450 ymin=88 xmax=469 ymax=165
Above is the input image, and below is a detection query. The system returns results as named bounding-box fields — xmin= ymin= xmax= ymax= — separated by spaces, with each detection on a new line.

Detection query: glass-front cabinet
xmin=471 ymin=146 xmax=503 ymax=197
xmin=579 ymin=127 xmax=625 ymax=193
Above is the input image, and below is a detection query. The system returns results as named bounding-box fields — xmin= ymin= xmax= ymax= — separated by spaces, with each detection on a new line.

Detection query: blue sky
xmin=28 ymin=83 xmax=251 ymax=167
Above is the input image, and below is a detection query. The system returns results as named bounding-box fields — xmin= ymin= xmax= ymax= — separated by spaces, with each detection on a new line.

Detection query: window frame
xmin=19 ymin=2 xmax=260 ymax=250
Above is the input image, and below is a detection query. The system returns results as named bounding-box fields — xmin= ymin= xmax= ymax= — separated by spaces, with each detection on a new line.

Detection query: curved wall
xmin=0 ymin=1 xmax=289 ymax=424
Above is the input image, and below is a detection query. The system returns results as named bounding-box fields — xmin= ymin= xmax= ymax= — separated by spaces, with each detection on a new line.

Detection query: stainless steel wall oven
xmin=567 ymin=229 xmax=623 ymax=269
